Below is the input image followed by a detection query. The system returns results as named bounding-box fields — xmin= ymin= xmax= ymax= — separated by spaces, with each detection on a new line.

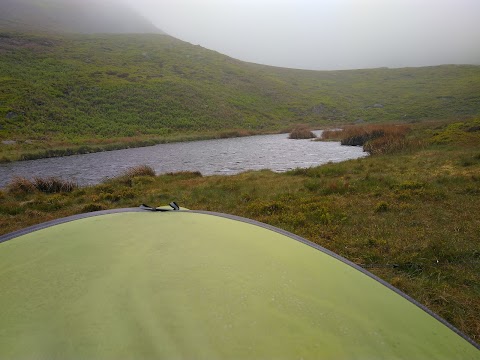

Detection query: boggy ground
xmin=1 ymin=119 xmax=479 ymax=342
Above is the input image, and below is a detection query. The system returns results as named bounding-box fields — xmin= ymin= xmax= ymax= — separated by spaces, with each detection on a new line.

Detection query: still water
xmin=0 ymin=131 xmax=367 ymax=187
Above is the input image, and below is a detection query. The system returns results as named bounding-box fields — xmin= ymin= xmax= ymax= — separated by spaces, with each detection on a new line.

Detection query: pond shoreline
xmin=0 ymin=131 xmax=366 ymax=188
xmin=0 ymin=129 xmax=269 ymax=164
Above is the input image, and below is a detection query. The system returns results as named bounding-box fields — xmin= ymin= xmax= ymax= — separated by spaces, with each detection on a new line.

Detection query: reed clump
xmin=364 ymin=135 xmax=423 ymax=155
xmin=7 ymin=177 xmax=37 ymax=194
xmin=217 ymin=129 xmax=255 ymax=139
xmin=7 ymin=176 xmax=78 ymax=194
xmin=33 ymin=177 xmax=78 ymax=193
xmin=321 ymin=124 xmax=414 ymax=154
xmin=289 ymin=125 xmax=317 ymax=139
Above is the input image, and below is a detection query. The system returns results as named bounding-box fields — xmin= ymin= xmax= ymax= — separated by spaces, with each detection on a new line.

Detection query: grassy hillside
xmin=1 ymin=118 xmax=479 ymax=342
xmin=0 ymin=0 xmax=162 ymax=34
xmin=0 ymin=30 xmax=479 ymax=161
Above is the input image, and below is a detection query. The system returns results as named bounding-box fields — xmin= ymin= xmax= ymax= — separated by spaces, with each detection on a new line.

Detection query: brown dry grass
xmin=7 ymin=176 xmax=77 ymax=194
xmin=289 ymin=124 xmax=317 ymax=139
xmin=32 ymin=177 xmax=78 ymax=193
xmin=321 ymin=124 xmax=417 ymax=154
xmin=121 ymin=165 xmax=156 ymax=178
xmin=216 ymin=129 xmax=256 ymax=139
xmin=7 ymin=177 xmax=37 ymax=194
xmin=111 ymin=165 xmax=157 ymax=186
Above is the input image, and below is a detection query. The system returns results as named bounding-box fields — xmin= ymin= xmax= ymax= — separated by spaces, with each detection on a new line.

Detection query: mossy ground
xmin=1 ymin=119 xmax=479 ymax=342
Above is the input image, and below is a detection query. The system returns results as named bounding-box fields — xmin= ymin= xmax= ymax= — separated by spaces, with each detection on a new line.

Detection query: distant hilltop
xmin=0 ymin=0 xmax=164 ymax=34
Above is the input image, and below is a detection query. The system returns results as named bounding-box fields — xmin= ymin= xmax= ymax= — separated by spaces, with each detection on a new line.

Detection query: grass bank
xmin=0 ymin=128 xmax=261 ymax=162
xmin=1 ymin=119 xmax=479 ymax=341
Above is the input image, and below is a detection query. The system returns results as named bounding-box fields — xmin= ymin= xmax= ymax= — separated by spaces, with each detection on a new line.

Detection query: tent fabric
xmin=0 ymin=208 xmax=478 ymax=359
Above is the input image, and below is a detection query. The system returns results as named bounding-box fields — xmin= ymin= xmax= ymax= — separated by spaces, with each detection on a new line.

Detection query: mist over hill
xmin=0 ymin=0 xmax=479 ymax=161
xmin=126 ymin=0 xmax=480 ymax=71
xmin=0 ymin=0 xmax=163 ymax=34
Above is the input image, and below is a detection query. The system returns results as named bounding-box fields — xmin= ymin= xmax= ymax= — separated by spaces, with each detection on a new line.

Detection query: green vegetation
xmin=1 ymin=118 xmax=479 ymax=341
xmin=1 ymin=30 xmax=479 ymax=161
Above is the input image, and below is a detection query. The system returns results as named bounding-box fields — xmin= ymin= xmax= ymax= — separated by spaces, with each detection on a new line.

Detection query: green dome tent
xmin=0 ymin=206 xmax=478 ymax=359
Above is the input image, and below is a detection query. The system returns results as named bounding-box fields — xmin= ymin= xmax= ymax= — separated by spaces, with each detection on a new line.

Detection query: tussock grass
xmin=1 ymin=120 xmax=479 ymax=341
xmin=121 ymin=165 xmax=156 ymax=178
xmin=111 ymin=165 xmax=156 ymax=186
xmin=322 ymin=124 xmax=409 ymax=144
xmin=7 ymin=177 xmax=37 ymax=194
xmin=321 ymin=124 xmax=420 ymax=154
xmin=7 ymin=176 xmax=77 ymax=194
xmin=289 ymin=125 xmax=317 ymax=139
xmin=32 ymin=177 xmax=78 ymax=193
xmin=364 ymin=135 xmax=424 ymax=155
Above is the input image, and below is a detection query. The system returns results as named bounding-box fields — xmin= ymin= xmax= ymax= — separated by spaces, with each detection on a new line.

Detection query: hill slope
xmin=0 ymin=0 xmax=162 ymax=34
xmin=0 ymin=30 xmax=479 ymax=160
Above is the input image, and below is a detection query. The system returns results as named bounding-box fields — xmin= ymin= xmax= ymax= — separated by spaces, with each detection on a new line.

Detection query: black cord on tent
xmin=140 ymin=202 xmax=180 ymax=212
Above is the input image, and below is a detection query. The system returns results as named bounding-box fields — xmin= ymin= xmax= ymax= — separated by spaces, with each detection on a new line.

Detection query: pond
xmin=0 ymin=131 xmax=367 ymax=187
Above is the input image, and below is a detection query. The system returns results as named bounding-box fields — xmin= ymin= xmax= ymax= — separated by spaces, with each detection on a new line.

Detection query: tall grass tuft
xmin=111 ymin=165 xmax=157 ymax=186
xmin=7 ymin=176 xmax=77 ymax=194
xmin=121 ymin=165 xmax=156 ymax=178
xmin=289 ymin=125 xmax=317 ymax=139
xmin=364 ymin=135 xmax=423 ymax=155
xmin=33 ymin=177 xmax=78 ymax=193
xmin=7 ymin=177 xmax=37 ymax=194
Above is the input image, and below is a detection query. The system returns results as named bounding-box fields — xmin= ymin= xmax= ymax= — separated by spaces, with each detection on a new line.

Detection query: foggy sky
xmin=124 ymin=0 xmax=480 ymax=70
